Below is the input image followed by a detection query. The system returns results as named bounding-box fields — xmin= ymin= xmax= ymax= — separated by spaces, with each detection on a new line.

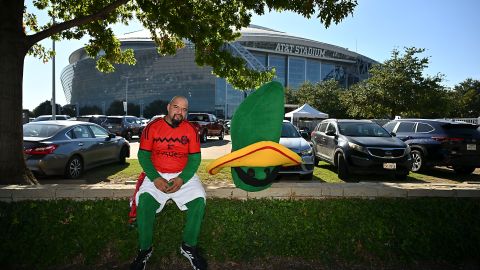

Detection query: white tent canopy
xmin=285 ymin=103 xmax=329 ymax=122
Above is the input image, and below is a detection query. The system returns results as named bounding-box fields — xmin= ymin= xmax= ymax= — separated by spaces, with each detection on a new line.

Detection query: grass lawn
xmin=76 ymin=159 xmax=478 ymax=185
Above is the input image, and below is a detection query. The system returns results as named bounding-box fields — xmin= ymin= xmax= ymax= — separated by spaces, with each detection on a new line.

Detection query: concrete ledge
xmin=1 ymin=182 xmax=480 ymax=202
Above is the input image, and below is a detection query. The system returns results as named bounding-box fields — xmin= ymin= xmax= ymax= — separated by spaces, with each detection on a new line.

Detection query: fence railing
xmin=447 ymin=117 xmax=480 ymax=124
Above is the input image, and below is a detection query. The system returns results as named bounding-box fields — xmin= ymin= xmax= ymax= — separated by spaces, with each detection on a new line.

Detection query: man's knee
xmin=187 ymin=197 xmax=205 ymax=214
xmin=138 ymin=193 xmax=159 ymax=214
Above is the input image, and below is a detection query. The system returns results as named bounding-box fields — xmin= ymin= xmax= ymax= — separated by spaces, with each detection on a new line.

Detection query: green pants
xmin=136 ymin=192 xmax=205 ymax=250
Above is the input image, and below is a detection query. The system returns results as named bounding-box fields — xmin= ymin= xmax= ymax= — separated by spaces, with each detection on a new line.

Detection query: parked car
xmin=187 ymin=113 xmax=225 ymax=142
xmin=23 ymin=120 xmax=130 ymax=179
xmin=311 ymin=119 xmax=412 ymax=181
xmin=75 ymin=115 xmax=108 ymax=127
xmin=224 ymin=120 xmax=231 ymax=135
xmin=32 ymin=115 xmax=71 ymax=121
xmin=149 ymin=114 xmax=165 ymax=123
xmin=278 ymin=121 xmax=315 ymax=180
xmin=104 ymin=116 xmax=143 ymax=140
xmin=383 ymin=119 xmax=480 ymax=174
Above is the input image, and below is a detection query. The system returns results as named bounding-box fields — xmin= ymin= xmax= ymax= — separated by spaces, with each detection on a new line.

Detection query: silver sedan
xmin=23 ymin=120 xmax=130 ymax=179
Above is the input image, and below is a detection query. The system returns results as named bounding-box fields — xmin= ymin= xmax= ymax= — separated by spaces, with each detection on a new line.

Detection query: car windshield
xmin=339 ymin=122 xmax=391 ymax=137
xmin=23 ymin=124 xmax=63 ymax=137
xmin=281 ymin=123 xmax=301 ymax=138
xmin=188 ymin=114 xmax=207 ymax=121
xmin=106 ymin=118 xmax=122 ymax=124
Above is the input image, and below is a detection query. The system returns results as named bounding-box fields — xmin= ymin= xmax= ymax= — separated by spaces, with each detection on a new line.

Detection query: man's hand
xmin=153 ymin=177 xmax=169 ymax=193
xmin=165 ymin=177 xmax=183 ymax=193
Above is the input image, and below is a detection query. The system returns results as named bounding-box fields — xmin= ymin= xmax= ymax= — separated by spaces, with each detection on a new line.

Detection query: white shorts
xmin=135 ymin=172 xmax=206 ymax=213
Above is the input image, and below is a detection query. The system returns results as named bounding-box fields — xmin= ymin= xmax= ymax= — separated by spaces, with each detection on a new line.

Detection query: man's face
xmin=167 ymin=97 xmax=188 ymax=127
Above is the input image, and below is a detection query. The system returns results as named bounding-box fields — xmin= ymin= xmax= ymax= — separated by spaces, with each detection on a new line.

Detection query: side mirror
xmin=108 ymin=133 xmax=115 ymax=139
xmin=326 ymin=130 xmax=336 ymax=136
xmin=390 ymin=132 xmax=396 ymax=137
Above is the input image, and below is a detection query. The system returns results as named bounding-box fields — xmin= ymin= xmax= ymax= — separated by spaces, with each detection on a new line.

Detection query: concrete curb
xmin=1 ymin=182 xmax=480 ymax=202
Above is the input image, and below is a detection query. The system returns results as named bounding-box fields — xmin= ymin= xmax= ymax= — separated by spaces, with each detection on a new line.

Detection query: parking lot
xmin=126 ymin=135 xmax=480 ymax=183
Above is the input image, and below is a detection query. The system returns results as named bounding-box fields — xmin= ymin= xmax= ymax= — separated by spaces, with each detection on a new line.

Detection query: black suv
xmin=104 ymin=116 xmax=143 ymax=140
xmin=383 ymin=119 xmax=480 ymax=175
xmin=311 ymin=119 xmax=412 ymax=181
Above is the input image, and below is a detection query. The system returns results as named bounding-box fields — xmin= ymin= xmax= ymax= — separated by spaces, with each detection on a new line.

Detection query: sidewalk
xmin=1 ymin=181 xmax=479 ymax=202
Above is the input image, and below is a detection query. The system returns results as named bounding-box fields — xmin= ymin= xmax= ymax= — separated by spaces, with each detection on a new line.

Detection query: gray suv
xmin=104 ymin=116 xmax=143 ymax=140
xmin=311 ymin=119 xmax=412 ymax=181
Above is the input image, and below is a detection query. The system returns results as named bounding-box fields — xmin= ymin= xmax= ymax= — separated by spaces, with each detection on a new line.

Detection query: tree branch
xmin=26 ymin=0 xmax=131 ymax=49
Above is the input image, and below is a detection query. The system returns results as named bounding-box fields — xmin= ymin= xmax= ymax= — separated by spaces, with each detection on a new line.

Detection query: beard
xmin=171 ymin=114 xmax=183 ymax=127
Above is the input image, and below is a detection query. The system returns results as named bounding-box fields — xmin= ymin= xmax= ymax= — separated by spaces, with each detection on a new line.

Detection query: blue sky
xmin=23 ymin=0 xmax=480 ymax=110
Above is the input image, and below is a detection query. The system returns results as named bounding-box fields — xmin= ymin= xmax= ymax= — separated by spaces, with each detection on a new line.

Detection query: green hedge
xmin=0 ymin=198 xmax=479 ymax=268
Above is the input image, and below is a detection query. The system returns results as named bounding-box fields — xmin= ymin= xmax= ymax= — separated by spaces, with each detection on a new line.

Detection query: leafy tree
xmin=284 ymin=87 xmax=300 ymax=105
xmin=341 ymin=81 xmax=390 ymax=118
xmin=107 ymin=100 xmax=125 ymax=116
xmin=79 ymin=105 xmax=103 ymax=115
xmin=1 ymin=0 xmax=357 ymax=183
xmin=61 ymin=104 xmax=76 ymax=117
xmin=342 ymin=47 xmax=444 ymax=119
xmin=453 ymin=78 xmax=480 ymax=117
xmin=106 ymin=100 xmax=140 ymax=116
xmin=296 ymin=80 xmax=348 ymax=118
xmin=32 ymin=100 xmax=62 ymax=117
xmin=143 ymin=99 xmax=168 ymax=119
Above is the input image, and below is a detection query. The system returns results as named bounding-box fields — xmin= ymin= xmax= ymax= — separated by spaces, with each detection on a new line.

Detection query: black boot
xmin=130 ymin=247 xmax=153 ymax=270
xmin=180 ymin=242 xmax=208 ymax=270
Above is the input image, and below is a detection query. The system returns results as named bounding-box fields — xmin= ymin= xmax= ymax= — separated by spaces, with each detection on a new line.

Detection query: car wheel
xmin=410 ymin=150 xmax=424 ymax=172
xmin=219 ymin=129 xmax=224 ymax=140
xmin=453 ymin=166 xmax=476 ymax=175
xmin=394 ymin=173 xmax=408 ymax=180
xmin=65 ymin=155 xmax=83 ymax=179
xmin=336 ymin=153 xmax=350 ymax=181
xmin=118 ymin=146 xmax=128 ymax=164
xmin=125 ymin=131 xmax=132 ymax=141
xmin=201 ymin=130 xmax=208 ymax=143
xmin=300 ymin=172 xmax=313 ymax=180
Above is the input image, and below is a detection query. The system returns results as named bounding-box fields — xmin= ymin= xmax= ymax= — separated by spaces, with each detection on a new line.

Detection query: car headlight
xmin=300 ymin=147 xmax=313 ymax=156
xmin=348 ymin=142 xmax=368 ymax=154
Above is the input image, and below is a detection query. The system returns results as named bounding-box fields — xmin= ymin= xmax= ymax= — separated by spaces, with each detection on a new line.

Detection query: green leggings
xmin=136 ymin=193 xmax=205 ymax=250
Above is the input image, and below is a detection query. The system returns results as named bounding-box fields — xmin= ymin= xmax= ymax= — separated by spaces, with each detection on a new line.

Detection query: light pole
xmin=51 ymin=17 xmax=56 ymax=119
xmin=121 ymin=76 xmax=129 ymax=116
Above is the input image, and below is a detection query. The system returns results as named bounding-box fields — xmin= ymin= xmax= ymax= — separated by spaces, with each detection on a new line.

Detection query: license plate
xmin=467 ymin=144 xmax=476 ymax=151
xmin=108 ymin=126 xmax=112 ymax=129
xmin=383 ymin=163 xmax=396 ymax=170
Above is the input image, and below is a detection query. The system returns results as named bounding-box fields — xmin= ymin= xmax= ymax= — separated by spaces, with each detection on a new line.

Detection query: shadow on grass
xmin=36 ymin=162 xmax=132 ymax=185
xmin=81 ymin=163 xmax=132 ymax=184
xmin=315 ymin=162 xmax=430 ymax=183
xmin=414 ymin=167 xmax=480 ymax=183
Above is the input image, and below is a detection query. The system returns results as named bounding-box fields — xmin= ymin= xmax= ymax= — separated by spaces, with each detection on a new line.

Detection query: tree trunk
xmin=0 ymin=0 xmax=36 ymax=184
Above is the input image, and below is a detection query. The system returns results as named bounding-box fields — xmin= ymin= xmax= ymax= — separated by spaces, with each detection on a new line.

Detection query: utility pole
xmin=51 ymin=17 xmax=56 ymax=120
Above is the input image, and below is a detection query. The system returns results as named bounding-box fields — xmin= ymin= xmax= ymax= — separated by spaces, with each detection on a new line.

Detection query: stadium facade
xmin=61 ymin=25 xmax=377 ymax=118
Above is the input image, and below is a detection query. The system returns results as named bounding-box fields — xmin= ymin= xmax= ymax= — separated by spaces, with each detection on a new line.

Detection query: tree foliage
xmin=342 ymin=47 xmax=445 ymax=119
xmin=452 ymin=78 xmax=480 ymax=117
xmin=79 ymin=105 xmax=103 ymax=115
xmin=295 ymin=80 xmax=348 ymax=118
xmin=143 ymin=99 xmax=168 ymax=119
xmin=24 ymin=0 xmax=358 ymax=90
xmin=32 ymin=100 xmax=62 ymax=117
